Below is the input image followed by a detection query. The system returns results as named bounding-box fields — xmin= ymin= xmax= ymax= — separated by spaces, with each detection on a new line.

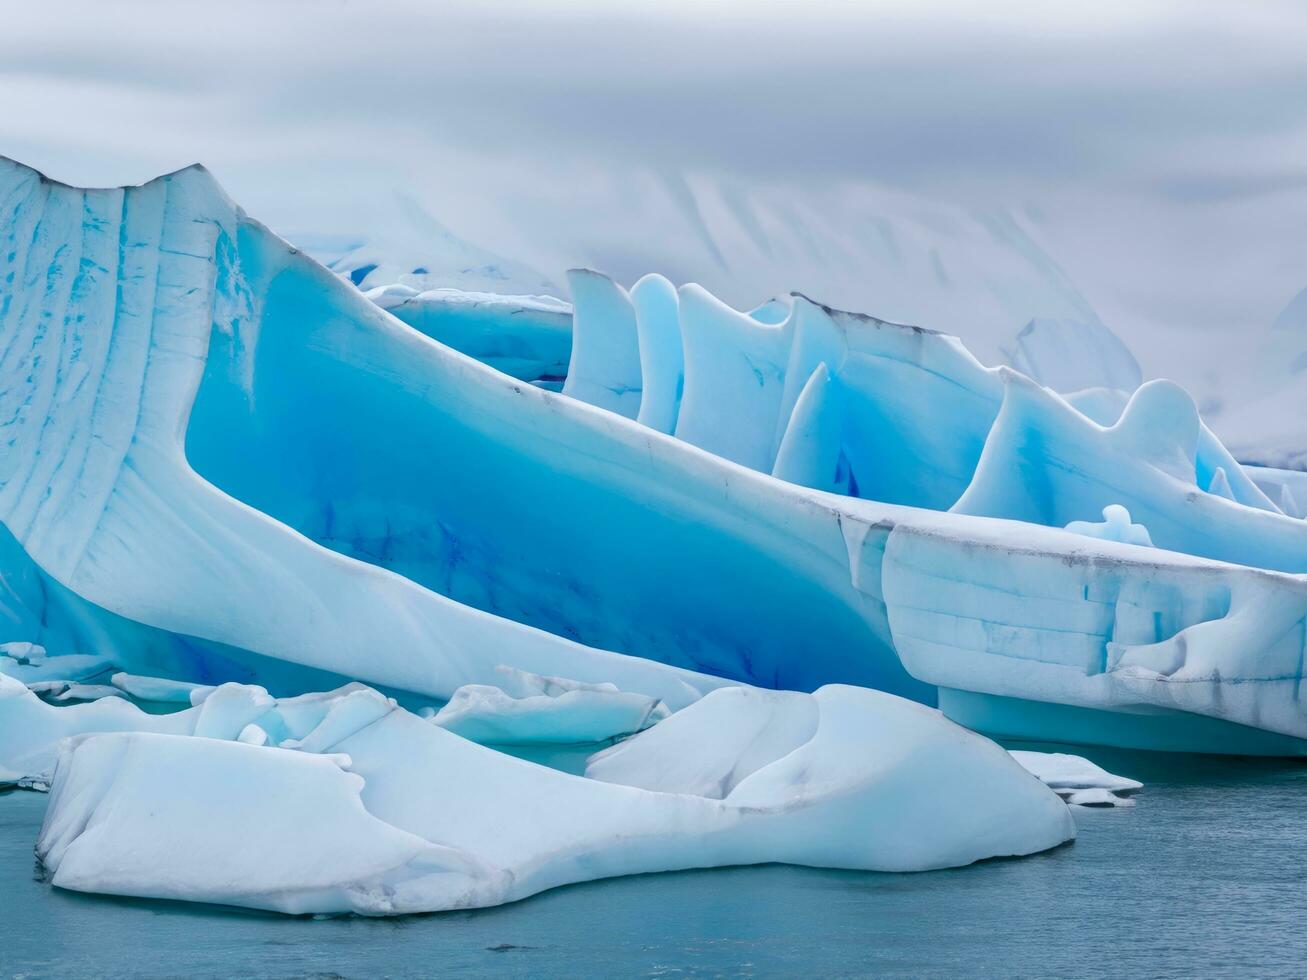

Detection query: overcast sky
xmin=3 ymin=0 xmax=1305 ymax=382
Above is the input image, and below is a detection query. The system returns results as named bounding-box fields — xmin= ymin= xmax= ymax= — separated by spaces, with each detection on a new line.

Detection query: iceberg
xmin=877 ymin=512 xmax=1307 ymax=754
xmin=560 ymin=270 xmax=1290 ymax=540
xmin=431 ymin=668 xmax=669 ymax=744
xmin=0 ymin=673 xmax=193 ymax=789
xmin=34 ymin=682 xmax=1074 ymax=915
xmin=4 ymin=155 xmax=1307 ymax=756
xmin=1244 ymin=464 xmax=1307 ymax=520
xmin=586 ymin=686 xmax=818 ymax=799
xmin=37 ymin=733 xmax=477 ymax=916
xmin=0 ymin=157 xmax=776 ymax=705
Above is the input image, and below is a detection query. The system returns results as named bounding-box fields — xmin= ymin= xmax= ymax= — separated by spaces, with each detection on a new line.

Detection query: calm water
xmin=3 ymin=743 xmax=1306 ymax=979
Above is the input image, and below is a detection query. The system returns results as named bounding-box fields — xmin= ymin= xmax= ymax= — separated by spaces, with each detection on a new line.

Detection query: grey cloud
xmin=1 ymin=0 xmax=1305 ymax=389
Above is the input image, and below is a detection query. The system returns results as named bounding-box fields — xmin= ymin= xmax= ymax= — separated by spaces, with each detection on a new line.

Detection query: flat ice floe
xmin=1009 ymin=750 xmax=1142 ymax=807
xmin=32 ymin=681 xmax=1074 ymax=915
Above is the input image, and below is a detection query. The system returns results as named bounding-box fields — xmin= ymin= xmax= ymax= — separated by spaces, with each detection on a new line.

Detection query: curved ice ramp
xmin=0 ymin=157 xmax=916 ymax=702
xmin=872 ymin=512 xmax=1307 ymax=753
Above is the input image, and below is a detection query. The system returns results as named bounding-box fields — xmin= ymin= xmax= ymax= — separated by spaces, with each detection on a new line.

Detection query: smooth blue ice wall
xmin=185 ymin=252 xmax=927 ymax=699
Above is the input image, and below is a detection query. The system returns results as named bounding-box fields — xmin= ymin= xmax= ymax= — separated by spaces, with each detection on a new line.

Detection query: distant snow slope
xmin=1207 ymin=286 xmax=1307 ymax=470
xmin=297 ymin=191 xmax=558 ymax=296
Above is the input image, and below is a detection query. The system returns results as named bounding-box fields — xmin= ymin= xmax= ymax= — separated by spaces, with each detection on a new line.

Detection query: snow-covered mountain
xmin=298 ymin=172 xmax=1144 ymax=397
xmin=1207 ymin=286 xmax=1307 ymax=470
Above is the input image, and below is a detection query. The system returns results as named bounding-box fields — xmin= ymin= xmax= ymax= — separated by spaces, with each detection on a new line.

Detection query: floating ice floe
xmin=32 ymin=680 xmax=1073 ymax=915
xmin=3 ymin=156 xmax=1307 ymax=755
xmin=1008 ymin=750 xmax=1142 ymax=807
xmin=431 ymin=667 xmax=669 ymax=744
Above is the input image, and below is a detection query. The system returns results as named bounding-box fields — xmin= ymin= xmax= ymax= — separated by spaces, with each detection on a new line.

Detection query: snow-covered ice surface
xmin=3 ymin=156 xmax=1307 ymax=755
xmin=1009 ymin=750 xmax=1141 ymax=807
xmin=365 ymin=285 xmax=571 ymax=385
xmin=28 ymin=680 xmax=1073 ymax=915
xmin=1064 ymin=505 xmax=1154 ymax=548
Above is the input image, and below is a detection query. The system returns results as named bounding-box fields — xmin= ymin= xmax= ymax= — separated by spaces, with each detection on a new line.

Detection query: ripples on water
xmin=2 ymin=743 xmax=1305 ymax=978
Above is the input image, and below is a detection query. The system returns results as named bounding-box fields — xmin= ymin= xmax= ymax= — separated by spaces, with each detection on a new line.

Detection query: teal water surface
xmin=2 ymin=744 xmax=1306 ymax=978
